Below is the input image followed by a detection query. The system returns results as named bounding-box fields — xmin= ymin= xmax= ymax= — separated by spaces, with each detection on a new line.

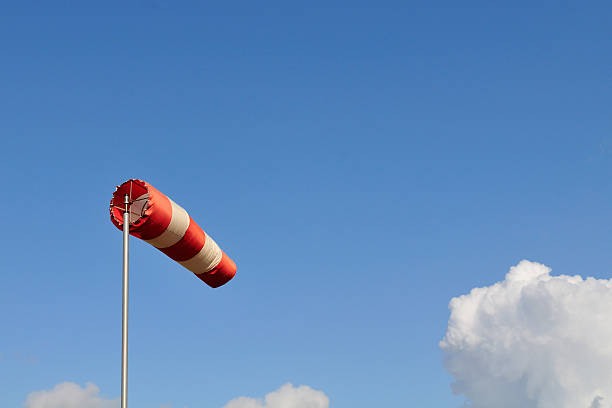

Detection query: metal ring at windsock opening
xmin=110 ymin=179 xmax=237 ymax=288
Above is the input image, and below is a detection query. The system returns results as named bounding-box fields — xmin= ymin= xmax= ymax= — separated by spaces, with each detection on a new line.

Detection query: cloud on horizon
xmin=24 ymin=382 xmax=118 ymax=408
xmin=441 ymin=260 xmax=612 ymax=408
xmin=24 ymin=382 xmax=328 ymax=408
xmin=222 ymin=383 xmax=329 ymax=408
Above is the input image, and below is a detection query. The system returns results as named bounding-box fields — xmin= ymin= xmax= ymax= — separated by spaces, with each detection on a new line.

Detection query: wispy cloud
xmin=441 ymin=260 xmax=612 ymax=408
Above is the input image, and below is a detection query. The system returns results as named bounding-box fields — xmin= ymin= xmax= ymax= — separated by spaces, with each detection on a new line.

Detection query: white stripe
xmin=179 ymin=233 xmax=223 ymax=274
xmin=144 ymin=199 xmax=190 ymax=249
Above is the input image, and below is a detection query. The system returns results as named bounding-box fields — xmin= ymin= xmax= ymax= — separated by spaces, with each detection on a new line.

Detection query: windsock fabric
xmin=110 ymin=179 xmax=236 ymax=288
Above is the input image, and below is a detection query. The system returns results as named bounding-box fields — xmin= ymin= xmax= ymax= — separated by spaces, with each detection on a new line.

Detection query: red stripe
xmin=110 ymin=180 xmax=173 ymax=240
xmin=136 ymin=184 xmax=172 ymax=240
xmin=195 ymin=251 xmax=237 ymax=288
xmin=110 ymin=179 xmax=148 ymax=229
xmin=160 ymin=216 xmax=206 ymax=262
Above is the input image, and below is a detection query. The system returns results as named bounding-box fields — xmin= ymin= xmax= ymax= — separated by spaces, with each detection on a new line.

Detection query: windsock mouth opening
xmin=110 ymin=179 xmax=151 ymax=228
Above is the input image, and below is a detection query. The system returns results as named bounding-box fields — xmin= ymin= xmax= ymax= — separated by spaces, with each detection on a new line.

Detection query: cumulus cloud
xmin=24 ymin=382 xmax=118 ymax=408
xmin=222 ymin=383 xmax=329 ymax=408
xmin=24 ymin=382 xmax=328 ymax=408
xmin=440 ymin=260 xmax=612 ymax=408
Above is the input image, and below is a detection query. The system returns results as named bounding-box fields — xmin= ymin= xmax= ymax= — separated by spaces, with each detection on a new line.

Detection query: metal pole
xmin=121 ymin=194 xmax=129 ymax=408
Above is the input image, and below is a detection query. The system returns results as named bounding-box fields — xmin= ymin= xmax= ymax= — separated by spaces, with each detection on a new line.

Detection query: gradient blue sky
xmin=1 ymin=1 xmax=610 ymax=407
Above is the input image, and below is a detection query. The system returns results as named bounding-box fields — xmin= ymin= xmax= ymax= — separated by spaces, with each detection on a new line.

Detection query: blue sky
xmin=0 ymin=1 xmax=610 ymax=407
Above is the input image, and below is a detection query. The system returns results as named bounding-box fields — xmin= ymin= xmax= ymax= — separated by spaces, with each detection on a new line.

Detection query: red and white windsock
xmin=109 ymin=179 xmax=237 ymax=288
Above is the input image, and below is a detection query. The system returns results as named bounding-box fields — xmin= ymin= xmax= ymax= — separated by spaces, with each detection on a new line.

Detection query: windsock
xmin=109 ymin=179 xmax=236 ymax=288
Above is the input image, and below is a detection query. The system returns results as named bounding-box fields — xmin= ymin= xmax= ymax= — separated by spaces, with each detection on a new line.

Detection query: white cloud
xmin=24 ymin=382 xmax=118 ymax=408
xmin=440 ymin=260 xmax=612 ymax=408
xmin=222 ymin=383 xmax=329 ymax=408
xmin=24 ymin=382 xmax=328 ymax=408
